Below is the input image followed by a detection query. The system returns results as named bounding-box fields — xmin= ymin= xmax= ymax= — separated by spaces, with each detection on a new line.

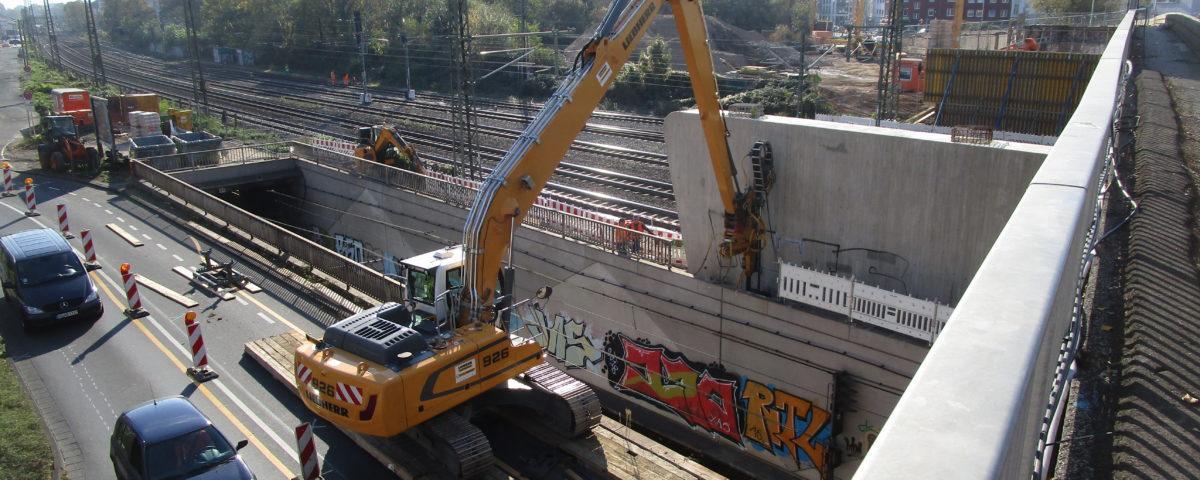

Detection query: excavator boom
xmin=461 ymin=0 xmax=744 ymax=320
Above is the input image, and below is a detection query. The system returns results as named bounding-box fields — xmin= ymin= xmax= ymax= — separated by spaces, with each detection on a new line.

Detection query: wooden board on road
xmin=106 ymin=223 xmax=143 ymax=247
xmin=134 ymin=274 xmax=198 ymax=308
xmin=244 ymin=334 xmax=721 ymax=480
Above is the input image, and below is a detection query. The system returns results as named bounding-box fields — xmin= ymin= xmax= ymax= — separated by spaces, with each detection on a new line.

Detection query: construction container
xmin=897 ymin=58 xmax=924 ymax=93
xmin=128 ymin=111 xmax=162 ymax=138
xmin=51 ymin=88 xmax=90 ymax=113
xmin=120 ymin=94 xmax=160 ymax=118
xmin=129 ymin=134 xmax=176 ymax=159
xmin=168 ymin=108 xmax=194 ymax=131
xmin=172 ymin=131 xmax=222 ymax=167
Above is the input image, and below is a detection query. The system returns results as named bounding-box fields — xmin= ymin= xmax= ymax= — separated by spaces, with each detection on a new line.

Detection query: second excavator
xmin=295 ymin=0 xmax=775 ymax=477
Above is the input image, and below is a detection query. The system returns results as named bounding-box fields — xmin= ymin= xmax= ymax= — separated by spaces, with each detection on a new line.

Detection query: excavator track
xmin=522 ymin=362 xmax=602 ymax=438
xmin=421 ymin=411 xmax=495 ymax=479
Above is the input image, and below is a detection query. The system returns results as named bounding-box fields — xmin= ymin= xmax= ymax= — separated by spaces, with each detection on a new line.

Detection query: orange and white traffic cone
xmin=294 ymin=422 xmax=321 ymax=480
xmin=80 ymin=229 xmax=100 ymax=269
xmin=120 ymin=263 xmax=148 ymax=318
xmin=56 ymin=204 xmax=74 ymax=239
xmin=23 ymin=178 xmax=38 ymax=217
xmin=1 ymin=162 xmax=14 ymax=197
xmin=184 ymin=311 xmax=218 ymax=382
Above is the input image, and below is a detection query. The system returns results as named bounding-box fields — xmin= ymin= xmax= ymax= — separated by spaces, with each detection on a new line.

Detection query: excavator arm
xmin=356 ymin=125 xmax=426 ymax=174
xmin=460 ymin=0 xmax=756 ymax=322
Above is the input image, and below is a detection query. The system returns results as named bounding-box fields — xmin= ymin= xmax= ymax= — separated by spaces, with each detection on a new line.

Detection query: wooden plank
xmin=201 ymin=258 xmax=263 ymax=293
xmin=106 ymin=223 xmax=144 ymax=247
xmin=134 ymin=274 xmax=198 ymax=308
xmin=596 ymin=416 xmax=724 ymax=480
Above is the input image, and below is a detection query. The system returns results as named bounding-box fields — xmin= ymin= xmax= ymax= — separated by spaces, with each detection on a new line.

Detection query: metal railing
xmin=130 ymin=159 xmax=405 ymax=304
xmin=854 ymin=10 xmax=1137 ymax=479
xmin=138 ymin=142 xmax=294 ymax=172
xmin=287 ymin=143 xmax=685 ymax=268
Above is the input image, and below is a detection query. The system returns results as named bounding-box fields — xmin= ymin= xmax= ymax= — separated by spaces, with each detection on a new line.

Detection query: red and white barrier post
xmin=56 ymin=204 xmax=74 ymax=239
xmin=23 ymin=178 xmax=38 ymax=217
xmin=184 ymin=311 xmax=218 ymax=382
xmin=294 ymin=422 xmax=321 ymax=480
xmin=80 ymin=229 xmax=100 ymax=269
xmin=1 ymin=162 xmax=14 ymax=197
xmin=119 ymin=263 xmax=148 ymax=318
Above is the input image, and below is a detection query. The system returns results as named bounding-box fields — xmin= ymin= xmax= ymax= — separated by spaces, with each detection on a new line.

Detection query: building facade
xmin=900 ymin=0 xmax=1012 ymax=24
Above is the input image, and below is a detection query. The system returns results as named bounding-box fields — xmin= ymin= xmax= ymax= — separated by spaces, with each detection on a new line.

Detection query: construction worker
xmin=615 ymin=218 xmax=646 ymax=255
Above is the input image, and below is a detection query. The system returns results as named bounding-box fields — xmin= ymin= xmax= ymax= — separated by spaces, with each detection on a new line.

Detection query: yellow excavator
xmin=354 ymin=124 xmax=426 ymax=174
xmin=295 ymin=0 xmax=773 ymax=476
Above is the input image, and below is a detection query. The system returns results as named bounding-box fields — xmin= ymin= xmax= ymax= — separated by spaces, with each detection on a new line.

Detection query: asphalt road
xmin=0 ymin=48 xmax=390 ymax=479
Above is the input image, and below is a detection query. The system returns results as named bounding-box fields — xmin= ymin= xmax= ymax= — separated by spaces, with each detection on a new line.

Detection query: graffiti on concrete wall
xmin=602 ymin=332 xmax=833 ymax=472
xmin=516 ymin=303 xmax=603 ymax=373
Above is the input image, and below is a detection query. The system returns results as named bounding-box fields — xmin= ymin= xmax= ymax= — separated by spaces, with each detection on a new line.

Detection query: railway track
xmin=56 ymin=44 xmax=680 ymax=226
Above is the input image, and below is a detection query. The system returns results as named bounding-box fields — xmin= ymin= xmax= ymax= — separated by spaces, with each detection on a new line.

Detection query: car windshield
xmin=145 ymin=426 xmax=236 ymax=479
xmin=17 ymin=252 xmax=83 ymax=286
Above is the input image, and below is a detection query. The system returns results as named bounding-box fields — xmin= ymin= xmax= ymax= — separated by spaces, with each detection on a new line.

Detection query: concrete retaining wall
xmin=291 ymin=159 xmax=928 ymax=478
xmin=665 ymin=113 xmax=1050 ymax=305
xmin=854 ymin=10 xmax=1137 ymax=479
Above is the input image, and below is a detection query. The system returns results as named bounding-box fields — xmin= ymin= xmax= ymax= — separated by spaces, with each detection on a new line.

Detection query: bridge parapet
xmin=854 ymin=10 xmax=1138 ymax=479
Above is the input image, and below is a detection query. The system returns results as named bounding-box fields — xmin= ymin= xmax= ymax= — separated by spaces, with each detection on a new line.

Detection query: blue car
xmin=1 ymin=228 xmax=103 ymax=329
xmin=111 ymin=396 xmax=255 ymax=480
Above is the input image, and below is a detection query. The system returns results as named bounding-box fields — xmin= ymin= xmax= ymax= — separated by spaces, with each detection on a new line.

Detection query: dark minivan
xmin=111 ymin=396 xmax=255 ymax=480
xmin=1 ymin=228 xmax=102 ymax=328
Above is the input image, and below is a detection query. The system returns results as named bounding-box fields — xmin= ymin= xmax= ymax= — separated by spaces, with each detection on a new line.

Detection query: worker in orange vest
xmin=615 ymin=218 xmax=646 ymax=255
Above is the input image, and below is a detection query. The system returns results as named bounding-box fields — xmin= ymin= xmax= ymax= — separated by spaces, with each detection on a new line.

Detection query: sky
xmin=2 ymin=0 xmax=70 ymax=12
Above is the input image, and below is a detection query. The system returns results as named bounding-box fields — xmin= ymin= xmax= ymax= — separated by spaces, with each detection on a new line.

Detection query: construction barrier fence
xmin=925 ymin=48 xmax=1101 ymax=136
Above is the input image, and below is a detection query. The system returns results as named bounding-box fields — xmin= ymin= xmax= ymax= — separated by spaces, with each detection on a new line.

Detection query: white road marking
xmin=91 ymin=268 xmax=299 ymax=463
xmin=235 ymin=297 xmax=249 ymax=306
xmin=116 ymin=216 xmax=126 ymax=223
xmin=81 ymin=197 xmax=90 ymax=202
xmin=256 ymin=312 xmax=276 ymax=324
xmin=0 ymin=202 xmax=49 ymax=228
xmin=128 ymin=225 xmax=139 ymax=231
xmin=156 ymin=243 xmax=167 ymax=250
xmin=105 ymin=209 xmax=113 ymax=215
xmin=172 ymin=254 xmax=185 ymax=262
xmin=93 ymin=203 xmax=102 ymax=208
xmin=68 ymin=192 xmax=78 ymax=196
xmin=47 ymin=185 xmax=60 ymax=191
xmin=141 ymin=234 xmax=151 ymax=240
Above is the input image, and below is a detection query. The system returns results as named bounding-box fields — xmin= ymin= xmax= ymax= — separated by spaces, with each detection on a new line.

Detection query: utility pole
xmin=450 ymin=0 xmax=480 ymax=180
xmin=874 ymin=0 xmax=903 ymax=125
xmin=17 ymin=6 xmax=30 ymax=69
xmin=355 ymin=11 xmax=371 ymax=105
xmin=83 ymin=0 xmax=106 ymax=85
xmin=183 ymin=0 xmax=208 ymax=113
xmin=42 ymin=0 xmax=60 ymax=68
xmin=402 ymin=33 xmax=414 ymax=100
xmin=519 ymin=0 xmax=530 ymax=126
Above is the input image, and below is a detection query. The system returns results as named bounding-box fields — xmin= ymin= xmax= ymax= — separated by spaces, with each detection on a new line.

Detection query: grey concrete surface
xmin=286 ymin=156 xmax=931 ymax=478
xmin=665 ymin=112 xmax=1050 ymax=305
xmin=0 ymin=47 xmax=390 ymax=480
xmin=854 ymin=10 xmax=1138 ymax=479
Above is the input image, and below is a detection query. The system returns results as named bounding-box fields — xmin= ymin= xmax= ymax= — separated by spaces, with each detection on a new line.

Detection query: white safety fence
xmin=777 ymin=262 xmax=953 ymax=343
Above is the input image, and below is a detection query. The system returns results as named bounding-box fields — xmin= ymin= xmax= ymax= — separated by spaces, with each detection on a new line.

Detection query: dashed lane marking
xmin=89 ymin=269 xmax=295 ymax=478
xmin=256 ymin=312 xmax=276 ymax=324
xmin=68 ymin=192 xmax=77 ymax=196
xmin=104 ymin=209 xmax=113 ymax=215
xmin=116 ymin=216 xmax=126 ymax=223
xmin=156 ymin=243 xmax=167 ymax=250
xmin=142 ymin=234 xmax=151 ymax=240
xmin=81 ymin=197 xmax=90 ymax=202
xmin=237 ymin=292 xmax=303 ymax=335
xmin=235 ymin=297 xmax=249 ymax=306
xmin=128 ymin=225 xmax=138 ymax=231
xmin=172 ymin=254 xmax=184 ymax=262
xmin=93 ymin=203 xmax=101 ymax=208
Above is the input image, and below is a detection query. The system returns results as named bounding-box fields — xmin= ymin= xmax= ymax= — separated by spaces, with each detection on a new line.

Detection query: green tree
xmin=1030 ymin=0 xmax=1120 ymax=13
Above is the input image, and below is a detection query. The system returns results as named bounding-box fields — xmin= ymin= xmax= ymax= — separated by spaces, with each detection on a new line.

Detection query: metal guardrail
xmin=138 ymin=141 xmax=685 ymax=269
xmin=854 ymin=10 xmax=1137 ymax=479
xmin=138 ymin=142 xmax=294 ymax=172
xmin=286 ymin=143 xmax=685 ymax=268
xmin=130 ymin=159 xmax=405 ymax=304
